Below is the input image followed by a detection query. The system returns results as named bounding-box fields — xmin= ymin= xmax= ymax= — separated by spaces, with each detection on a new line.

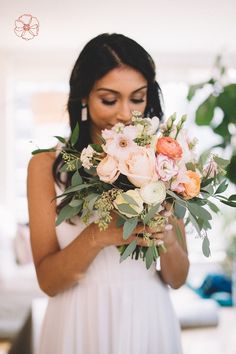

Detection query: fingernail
xmin=165 ymin=224 xmax=173 ymax=231
xmin=163 ymin=211 xmax=172 ymax=217
xmin=155 ymin=239 xmax=164 ymax=246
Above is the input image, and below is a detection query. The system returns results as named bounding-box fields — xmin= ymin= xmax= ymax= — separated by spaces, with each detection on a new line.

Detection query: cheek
xmin=89 ymin=100 xmax=115 ymax=127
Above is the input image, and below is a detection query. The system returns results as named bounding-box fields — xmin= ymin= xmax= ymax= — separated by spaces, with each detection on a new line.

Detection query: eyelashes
xmin=101 ymin=99 xmax=145 ymax=106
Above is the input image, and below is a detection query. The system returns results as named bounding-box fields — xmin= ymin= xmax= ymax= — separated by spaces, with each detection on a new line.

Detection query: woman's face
xmin=87 ymin=66 xmax=148 ymax=142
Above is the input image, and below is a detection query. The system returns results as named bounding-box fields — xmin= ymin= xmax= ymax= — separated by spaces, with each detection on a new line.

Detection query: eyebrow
xmin=96 ymin=85 xmax=148 ymax=94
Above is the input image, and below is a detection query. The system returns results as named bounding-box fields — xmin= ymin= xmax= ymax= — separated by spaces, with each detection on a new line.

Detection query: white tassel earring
xmin=81 ymin=104 xmax=88 ymax=122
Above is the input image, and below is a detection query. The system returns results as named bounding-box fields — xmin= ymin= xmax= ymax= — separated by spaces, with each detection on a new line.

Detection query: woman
xmin=27 ymin=33 xmax=189 ymax=354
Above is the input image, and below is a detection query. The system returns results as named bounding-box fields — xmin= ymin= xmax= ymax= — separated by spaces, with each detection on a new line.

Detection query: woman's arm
xmin=27 ymin=152 xmax=106 ymax=297
xmin=27 ymin=153 xmax=150 ymax=297
xmin=158 ymin=218 xmax=189 ymax=289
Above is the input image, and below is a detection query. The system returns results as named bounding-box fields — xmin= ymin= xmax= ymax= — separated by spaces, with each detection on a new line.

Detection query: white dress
xmin=37 ymin=187 xmax=183 ymax=354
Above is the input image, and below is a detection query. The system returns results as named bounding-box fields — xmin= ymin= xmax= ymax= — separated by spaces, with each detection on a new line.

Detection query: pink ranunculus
xmin=155 ymin=154 xmax=179 ymax=182
xmin=14 ymin=14 xmax=39 ymax=41
xmin=97 ymin=155 xmax=120 ymax=183
xmin=119 ymin=147 xmax=158 ymax=187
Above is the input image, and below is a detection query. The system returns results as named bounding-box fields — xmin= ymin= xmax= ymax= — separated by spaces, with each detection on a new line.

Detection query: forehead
xmin=92 ymin=66 xmax=147 ymax=93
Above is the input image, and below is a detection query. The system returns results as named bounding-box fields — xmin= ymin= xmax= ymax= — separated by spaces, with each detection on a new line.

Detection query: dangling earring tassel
xmin=81 ymin=105 xmax=88 ymax=121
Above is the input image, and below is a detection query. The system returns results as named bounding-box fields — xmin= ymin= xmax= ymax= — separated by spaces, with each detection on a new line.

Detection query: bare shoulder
xmin=28 ymin=151 xmax=55 ymax=174
xmin=27 ymin=152 xmax=56 ymax=188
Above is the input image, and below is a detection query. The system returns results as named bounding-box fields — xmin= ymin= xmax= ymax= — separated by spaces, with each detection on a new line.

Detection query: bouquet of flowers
xmin=33 ymin=111 xmax=236 ymax=269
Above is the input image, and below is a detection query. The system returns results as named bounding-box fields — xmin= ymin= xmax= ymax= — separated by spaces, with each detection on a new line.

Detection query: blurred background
xmin=0 ymin=0 xmax=236 ymax=353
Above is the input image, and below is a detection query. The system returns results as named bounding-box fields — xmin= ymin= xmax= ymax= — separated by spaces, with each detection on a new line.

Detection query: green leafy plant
xmin=187 ymin=55 xmax=236 ymax=184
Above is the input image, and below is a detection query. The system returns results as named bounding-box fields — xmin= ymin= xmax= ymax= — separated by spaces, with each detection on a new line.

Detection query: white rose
xmin=114 ymin=189 xmax=144 ymax=218
xmin=140 ymin=181 xmax=166 ymax=205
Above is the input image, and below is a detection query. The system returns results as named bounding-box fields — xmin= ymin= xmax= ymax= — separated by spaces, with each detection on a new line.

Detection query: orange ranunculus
xmin=156 ymin=137 xmax=183 ymax=160
xmin=181 ymin=170 xmax=201 ymax=200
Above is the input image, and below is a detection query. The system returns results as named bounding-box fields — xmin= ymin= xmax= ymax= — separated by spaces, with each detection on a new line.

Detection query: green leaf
xmin=59 ymin=163 xmax=68 ymax=172
xmin=87 ymin=194 xmax=99 ymax=209
xmin=195 ymin=94 xmax=217 ymax=126
xmin=229 ymin=194 xmax=236 ymax=201
xmin=201 ymin=184 xmax=214 ymax=196
xmin=202 ymin=219 xmax=212 ymax=231
xmin=123 ymin=217 xmax=138 ymax=240
xmin=219 ymin=199 xmax=236 ymax=208
xmin=185 ymin=162 xmax=196 ymax=171
xmin=198 ymin=150 xmax=211 ymax=170
xmin=213 ymin=114 xmax=231 ymax=141
xmin=213 ymin=156 xmax=229 ymax=168
xmin=143 ymin=203 xmax=160 ymax=224
xmin=70 ymin=123 xmax=80 ymax=147
xmin=193 ymin=198 xmax=207 ymax=206
xmin=188 ymin=213 xmax=201 ymax=236
xmin=202 ymin=236 xmax=211 ymax=257
xmin=145 ymin=246 xmax=155 ymax=269
xmin=201 ymin=178 xmax=214 ymax=188
xmin=174 ymin=202 xmax=186 ymax=219
xmin=167 ymin=190 xmax=186 ymax=206
xmin=64 ymin=183 xmax=92 ymax=194
xmin=187 ymin=203 xmax=212 ymax=221
xmin=207 ymin=200 xmax=220 ymax=213
xmin=31 ymin=147 xmax=56 ymax=155
xmin=117 ymin=204 xmax=138 ymax=216
xmin=217 ymin=84 xmax=236 ymax=120
xmin=69 ymin=199 xmax=83 ymax=208
xmin=173 ymin=222 xmax=184 ymax=245
xmin=54 ymin=136 xmax=66 ymax=144
xmin=116 ymin=216 xmax=126 ymax=228
xmin=121 ymin=193 xmax=139 ymax=207
xmin=120 ymin=240 xmax=137 ymax=262
xmin=215 ymin=179 xmax=228 ymax=194
xmin=56 ymin=204 xmax=81 ymax=226
xmin=71 ymin=171 xmax=83 ymax=186
xmin=89 ymin=144 xmax=103 ymax=153
xmin=187 ymin=82 xmax=206 ymax=101
xmin=227 ymin=155 xmax=236 ymax=184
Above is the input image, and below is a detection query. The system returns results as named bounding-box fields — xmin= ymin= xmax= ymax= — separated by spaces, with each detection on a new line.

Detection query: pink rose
xmin=119 ymin=148 xmax=158 ymax=187
xmin=155 ymin=154 xmax=178 ymax=182
xmin=97 ymin=155 xmax=120 ymax=183
xmin=170 ymin=165 xmax=189 ymax=193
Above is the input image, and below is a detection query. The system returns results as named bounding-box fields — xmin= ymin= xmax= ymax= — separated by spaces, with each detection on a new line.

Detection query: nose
xmin=116 ymin=101 xmax=132 ymax=124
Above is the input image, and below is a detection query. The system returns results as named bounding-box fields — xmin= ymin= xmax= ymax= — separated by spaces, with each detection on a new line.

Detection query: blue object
xmin=188 ymin=273 xmax=233 ymax=307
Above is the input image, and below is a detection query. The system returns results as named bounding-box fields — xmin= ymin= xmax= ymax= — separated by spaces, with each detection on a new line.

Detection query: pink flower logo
xmin=14 ymin=14 xmax=39 ymax=40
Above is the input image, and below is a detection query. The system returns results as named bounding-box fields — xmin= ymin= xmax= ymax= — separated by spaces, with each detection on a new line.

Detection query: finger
xmin=151 ymin=232 xmax=164 ymax=240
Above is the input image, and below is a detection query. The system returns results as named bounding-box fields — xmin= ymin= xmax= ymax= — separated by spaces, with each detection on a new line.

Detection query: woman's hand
xmin=91 ymin=213 xmax=163 ymax=249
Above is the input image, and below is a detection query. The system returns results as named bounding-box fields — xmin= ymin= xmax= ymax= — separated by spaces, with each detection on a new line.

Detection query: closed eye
xmin=101 ymin=99 xmax=145 ymax=106
xmin=131 ymin=99 xmax=145 ymax=104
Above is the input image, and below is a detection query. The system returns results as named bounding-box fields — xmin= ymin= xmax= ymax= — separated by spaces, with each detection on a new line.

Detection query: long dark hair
xmin=53 ymin=33 xmax=164 ymax=188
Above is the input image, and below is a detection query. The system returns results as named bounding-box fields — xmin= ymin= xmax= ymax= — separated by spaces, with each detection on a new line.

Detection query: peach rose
xmin=119 ymin=148 xmax=158 ymax=187
xmin=97 ymin=155 xmax=120 ymax=183
xmin=181 ymin=170 xmax=201 ymax=200
xmin=156 ymin=136 xmax=183 ymax=160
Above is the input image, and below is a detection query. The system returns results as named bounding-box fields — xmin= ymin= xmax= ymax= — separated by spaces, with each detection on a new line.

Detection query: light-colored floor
xmin=1 ymin=308 xmax=236 ymax=354
xmin=181 ymin=307 xmax=236 ymax=354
